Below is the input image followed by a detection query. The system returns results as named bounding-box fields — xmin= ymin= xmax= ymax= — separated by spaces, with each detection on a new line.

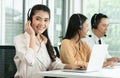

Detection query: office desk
xmin=34 ymin=66 xmax=120 ymax=78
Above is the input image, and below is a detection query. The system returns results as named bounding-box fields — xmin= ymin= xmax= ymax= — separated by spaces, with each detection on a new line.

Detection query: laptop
xmin=63 ymin=44 xmax=108 ymax=73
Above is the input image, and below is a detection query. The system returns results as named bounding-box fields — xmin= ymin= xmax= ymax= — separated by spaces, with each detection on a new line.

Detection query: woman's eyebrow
xmin=35 ymin=16 xmax=49 ymax=20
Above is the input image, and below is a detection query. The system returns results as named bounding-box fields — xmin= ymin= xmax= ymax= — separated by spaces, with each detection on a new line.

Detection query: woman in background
xmin=60 ymin=14 xmax=90 ymax=67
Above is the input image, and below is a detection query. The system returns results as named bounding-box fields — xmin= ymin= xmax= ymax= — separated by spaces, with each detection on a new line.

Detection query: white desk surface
xmin=34 ymin=66 xmax=120 ymax=78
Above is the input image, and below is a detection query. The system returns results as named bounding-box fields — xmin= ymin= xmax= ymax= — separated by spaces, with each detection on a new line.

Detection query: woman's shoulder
xmin=14 ymin=33 xmax=27 ymax=42
xmin=14 ymin=33 xmax=24 ymax=39
xmin=81 ymin=40 xmax=88 ymax=44
xmin=15 ymin=32 xmax=29 ymax=38
xmin=81 ymin=41 xmax=91 ymax=50
xmin=61 ymin=39 xmax=70 ymax=44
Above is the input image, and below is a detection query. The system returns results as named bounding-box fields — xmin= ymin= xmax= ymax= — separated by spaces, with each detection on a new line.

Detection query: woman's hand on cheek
xmin=25 ymin=21 xmax=35 ymax=36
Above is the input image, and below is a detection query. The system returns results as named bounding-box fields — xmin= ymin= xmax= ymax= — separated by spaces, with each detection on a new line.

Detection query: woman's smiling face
xmin=31 ymin=10 xmax=50 ymax=34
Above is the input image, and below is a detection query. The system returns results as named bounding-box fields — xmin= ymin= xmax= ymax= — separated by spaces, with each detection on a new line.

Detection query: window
xmin=0 ymin=0 xmax=23 ymax=45
xmin=53 ymin=0 xmax=63 ymax=46
xmin=84 ymin=0 xmax=120 ymax=57
xmin=0 ymin=1 xmax=2 ymax=44
xmin=0 ymin=0 xmax=43 ymax=45
xmin=48 ymin=0 xmax=64 ymax=46
xmin=0 ymin=0 xmax=73 ymax=47
xmin=48 ymin=0 xmax=74 ymax=46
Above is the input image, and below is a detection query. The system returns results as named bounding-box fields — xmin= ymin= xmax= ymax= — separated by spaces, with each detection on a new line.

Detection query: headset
xmin=92 ymin=14 xmax=98 ymax=29
xmin=77 ymin=14 xmax=92 ymax=37
xmin=92 ymin=13 xmax=107 ymax=37
xmin=27 ymin=8 xmax=32 ymax=21
xmin=27 ymin=8 xmax=33 ymax=28
xmin=77 ymin=14 xmax=82 ymax=29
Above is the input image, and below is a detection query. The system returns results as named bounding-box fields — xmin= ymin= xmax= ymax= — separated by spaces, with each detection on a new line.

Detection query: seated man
xmin=83 ymin=13 xmax=120 ymax=66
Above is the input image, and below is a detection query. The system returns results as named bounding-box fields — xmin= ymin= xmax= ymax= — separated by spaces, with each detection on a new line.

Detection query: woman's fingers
xmin=80 ymin=65 xmax=87 ymax=70
xmin=74 ymin=64 xmax=87 ymax=70
xmin=25 ymin=21 xmax=30 ymax=31
xmin=25 ymin=21 xmax=35 ymax=36
xmin=103 ymin=61 xmax=115 ymax=67
xmin=107 ymin=57 xmax=120 ymax=62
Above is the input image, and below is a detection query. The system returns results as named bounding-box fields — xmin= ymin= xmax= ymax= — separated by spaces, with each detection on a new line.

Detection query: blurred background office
xmin=1 ymin=0 xmax=119 ymax=56
xmin=0 ymin=0 xmax=120 ymax=77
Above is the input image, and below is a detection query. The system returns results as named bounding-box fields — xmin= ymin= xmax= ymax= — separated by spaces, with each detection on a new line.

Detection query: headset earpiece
xmin=27 ymin=8 xmax=32 ymax=26
xmin=104 ymin=34 xmax=107 ymax=37
xmin=77 ymin=14 xmax=82 ymax=29
xmin=27 ymin=8 xmax=31 ymax=21
xmin=93 ymin=14 xmax=98 ymax=29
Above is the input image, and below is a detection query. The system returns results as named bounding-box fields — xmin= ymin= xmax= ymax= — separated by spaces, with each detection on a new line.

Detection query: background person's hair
xmin=27 ymin=4 xmax=56 ymax=62
xmin=91 ymin=13 xmax=108 ymax=29
xmin=64 ymin=14 xmax=87 ymax=42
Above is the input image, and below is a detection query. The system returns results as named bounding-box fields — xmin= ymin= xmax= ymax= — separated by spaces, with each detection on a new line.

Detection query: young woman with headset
xmin=14 ymin=5 xmax=85 ymax=78
xmin=83 ymin=13 xmax=120 ymax=67
xmin=60 ymin=14 xmax=91 ymax=67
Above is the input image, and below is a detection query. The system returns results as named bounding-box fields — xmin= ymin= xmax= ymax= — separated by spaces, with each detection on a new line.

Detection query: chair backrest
xmin=54 ymin=46 xmax=60 ymax=58
xmin=0 ymin=46 xmax=16 ymax=78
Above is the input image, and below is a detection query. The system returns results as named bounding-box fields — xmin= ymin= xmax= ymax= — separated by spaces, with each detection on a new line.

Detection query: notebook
xmin=63 ymin=44 xmax=108 ymax=73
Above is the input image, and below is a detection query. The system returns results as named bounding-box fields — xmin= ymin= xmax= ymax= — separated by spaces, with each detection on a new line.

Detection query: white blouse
xmin=14 ymin=32 xmax=65 ymax=78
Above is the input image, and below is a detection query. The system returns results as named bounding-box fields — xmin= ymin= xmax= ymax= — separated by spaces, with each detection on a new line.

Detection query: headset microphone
xmin=97 ymin=29 xmax=107 ymax=37
xmin=88 ymin=35 xmax=92 ymax=37
xmin=81 ymin=30 xmax=92 ymax=38
xmin=104 ymin=34 xmax=107 ymax=37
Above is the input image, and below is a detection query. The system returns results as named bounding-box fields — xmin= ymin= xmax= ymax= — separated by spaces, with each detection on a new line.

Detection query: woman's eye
xmin=45 ymin=19 xmax=49 ymax=22
xmin=36 ymin=18 xmax=40 ymax=20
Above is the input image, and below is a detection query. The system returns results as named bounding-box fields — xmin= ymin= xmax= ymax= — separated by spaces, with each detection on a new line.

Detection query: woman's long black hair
xmin=64 ymin=14 xmax=87 ymax=42
xmin=27 ymin=4 xmax=56 ymax=62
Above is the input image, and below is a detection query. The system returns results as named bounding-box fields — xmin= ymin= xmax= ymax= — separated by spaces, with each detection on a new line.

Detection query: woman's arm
xmin=49 ymin=57 xmax=87 ymax=70
xmin=14 ymin=34 xmax=35 ymax=66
